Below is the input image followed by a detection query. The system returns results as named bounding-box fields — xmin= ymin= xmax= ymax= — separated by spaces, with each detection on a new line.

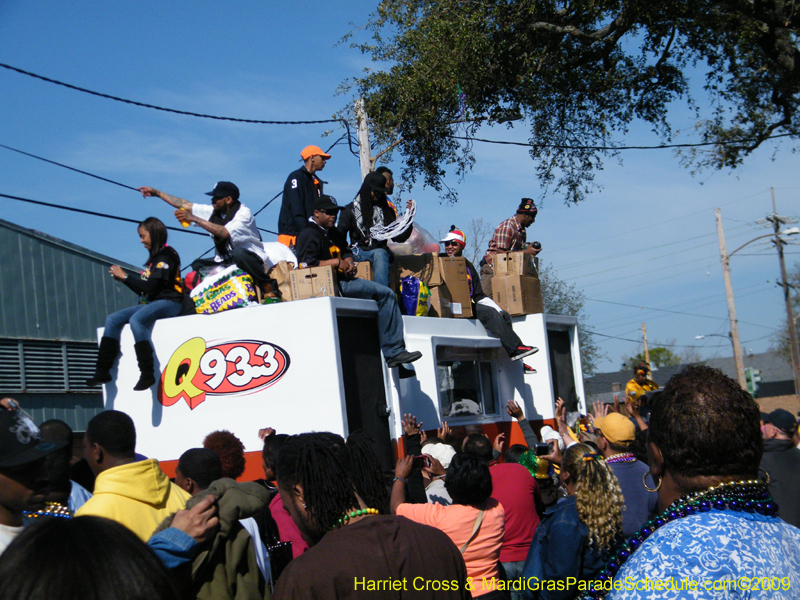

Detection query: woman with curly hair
xmin=520 ymin=443 xmax=624 ymax=600
xmin=203 ymin=430 xmax=246 ymax=480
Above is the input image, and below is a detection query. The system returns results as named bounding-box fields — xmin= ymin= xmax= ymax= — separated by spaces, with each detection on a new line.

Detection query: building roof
xmin=584 ymin=351 xmax=795 ymax=401
xmin=0 ymin=218 xmax=140 ymax=342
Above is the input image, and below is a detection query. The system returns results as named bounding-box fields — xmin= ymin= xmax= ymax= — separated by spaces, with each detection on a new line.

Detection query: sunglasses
xmin=321 ymin=208 xmax=339 ymax=216
xmin=444 ymin=241 xmax=461 ymax=247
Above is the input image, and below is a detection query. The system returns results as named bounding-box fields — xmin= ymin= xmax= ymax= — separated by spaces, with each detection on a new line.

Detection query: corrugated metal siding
xmin=0 ymin=220 xmax=139 ymax=341
xmin=17 ymin=393 xmax=105 ymax=432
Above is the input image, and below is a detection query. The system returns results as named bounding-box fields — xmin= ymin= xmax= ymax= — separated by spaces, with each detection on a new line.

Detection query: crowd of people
xmin=5 ymin=157 xmax=800 ymax=598
xmin=2 ymin=363 xmax=800 ymax=599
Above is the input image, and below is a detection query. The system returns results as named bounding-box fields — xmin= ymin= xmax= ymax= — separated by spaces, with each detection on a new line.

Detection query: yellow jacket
xmin=625 ymin=378 xmax=659 ymax=403
xmin=76 ymin=458 xmax=190 ymax=541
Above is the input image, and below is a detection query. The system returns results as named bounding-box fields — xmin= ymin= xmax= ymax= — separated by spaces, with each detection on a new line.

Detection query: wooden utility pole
xmin=354 ymin=98 xmax=373 ymax=179
xmin=715 ymin=208 xmax=747 ymax=389
xmin=641 ymin=323 xmax=651 ymax=375
xmin=769 ymin=189 xmax=800 ymax=397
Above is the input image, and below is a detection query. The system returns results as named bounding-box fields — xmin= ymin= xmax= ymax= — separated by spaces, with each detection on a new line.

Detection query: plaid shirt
xmin=484 ymin=215 xmax=526 ymax=265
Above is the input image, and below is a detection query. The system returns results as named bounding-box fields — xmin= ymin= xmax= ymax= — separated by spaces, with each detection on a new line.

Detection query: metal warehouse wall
xmin=0 ymin=218 xmax=144 ymax=430
xmin=0 ymin=218 xmax=139 ymax=341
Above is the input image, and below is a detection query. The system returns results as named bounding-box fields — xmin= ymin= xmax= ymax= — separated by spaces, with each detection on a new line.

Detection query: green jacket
xmin=156 ymin=478 xmax=271 ymax=600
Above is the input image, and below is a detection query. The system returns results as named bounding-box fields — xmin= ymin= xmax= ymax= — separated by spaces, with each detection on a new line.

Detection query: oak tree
xmin=348 ymin=0 xmax=800 ymax=204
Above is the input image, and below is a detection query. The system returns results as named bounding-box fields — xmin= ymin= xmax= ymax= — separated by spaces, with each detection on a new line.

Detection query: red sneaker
xmin=511 ymin=345 xmax=539 ymax=361
xmin=524 ymin=363 xmax=537 ymax=375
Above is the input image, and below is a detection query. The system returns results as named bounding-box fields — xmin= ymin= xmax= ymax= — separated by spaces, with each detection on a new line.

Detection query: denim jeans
xmin=475 ymin=303 xmax=522 ymax=356
xmin=352 ymin=247 xmax=391 ymax=288
xmin=500 ymin=560 xmax=525 ymax=600
xmin=339 ymin=279 xmax=405 ymax=360
xmin=104 ymin=300 xmax=182 ymax=343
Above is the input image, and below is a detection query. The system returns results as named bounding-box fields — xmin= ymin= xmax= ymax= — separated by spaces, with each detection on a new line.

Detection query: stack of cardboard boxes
xmin=393 ymin=254 xmax=473 ymax=318
xmin=490 ymin=252 xmax=544 ymax=316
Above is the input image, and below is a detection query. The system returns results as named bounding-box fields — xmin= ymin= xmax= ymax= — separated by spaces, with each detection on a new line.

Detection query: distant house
xmin=584 ymin=351 xmax=796 ymax=405
xmin=0 ymin=218 xmax=138 ymax=430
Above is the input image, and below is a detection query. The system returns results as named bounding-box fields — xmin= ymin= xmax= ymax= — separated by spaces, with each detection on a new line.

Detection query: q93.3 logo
xmin=159 ymin=338 xmax=290 ymax=410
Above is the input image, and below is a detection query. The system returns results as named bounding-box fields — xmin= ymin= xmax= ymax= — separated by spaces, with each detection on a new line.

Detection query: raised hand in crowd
xmin=493 ymin=432 xmax=505 ymax=455
xmin=506 ymin=399 xmax=525 ymax=421
xmin=592 ymin=400 xmax=609 ymax=419
xmin=0 ymin=397 xmax=19 ymax=410
xmin=170 ymin=495 xmax=219 ymax=544
xmin=257 ymin=427 xmax=276 ymax=441
xmin=622 ymin=394 xmax=649 ymax=432
xmin=541 ymin=438 xmax=563 ymax=466
xmin=422 ymin=456 xmax=446 ymax=479
xmin=554 ymin=398 xmax=568 ymax=436
xmin=437 ymin=421 xmax=451 ymax=443
xmin=402 ymin=413 xmax=422 ymax=437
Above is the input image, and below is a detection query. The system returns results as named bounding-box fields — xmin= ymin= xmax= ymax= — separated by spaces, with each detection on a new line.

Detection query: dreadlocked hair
xmin=274 ymin=433 xmax=359 ymax=545
xmin=345 ymin=432 xmax=390 ymax=515
xmin=563 ymin=443 xmax=624 ymax=553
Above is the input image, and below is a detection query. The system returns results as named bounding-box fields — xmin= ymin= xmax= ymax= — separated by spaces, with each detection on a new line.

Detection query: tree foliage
xmin=621 ymin=346 xmax=681 ymax=371
xmin=348 ymin=0 xmax=800 ymax=204
xmin=538 ymin=263 xmax=603 ymax=375
xmin=621 ymin=340 xmax=701 ymax=371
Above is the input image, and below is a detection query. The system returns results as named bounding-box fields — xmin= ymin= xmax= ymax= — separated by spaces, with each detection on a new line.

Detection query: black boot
xmin=133 ymin=341 xmax=156 ymax=391
xmin=86 ymin=337 xmax=120 ymax=387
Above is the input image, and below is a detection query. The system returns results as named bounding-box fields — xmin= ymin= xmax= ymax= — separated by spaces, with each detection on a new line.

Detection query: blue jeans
xmin=104 ymin=300 xmax=182 ymax=343
xmin=352 ymin=247 xmax=390 ymax=288
xmin=501 ymin=560 xmax=525 ymax=600
xmin=339 ymin=279 xmax=405 ymax=360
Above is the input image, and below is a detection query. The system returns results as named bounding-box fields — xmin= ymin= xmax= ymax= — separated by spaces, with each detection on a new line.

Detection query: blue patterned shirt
xmin=607 ymin=510 xmax=800 ymax=599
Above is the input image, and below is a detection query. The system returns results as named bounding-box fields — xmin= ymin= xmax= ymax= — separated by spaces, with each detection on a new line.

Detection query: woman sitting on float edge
xmin=87 ymin=217 xmax=191 ymax=391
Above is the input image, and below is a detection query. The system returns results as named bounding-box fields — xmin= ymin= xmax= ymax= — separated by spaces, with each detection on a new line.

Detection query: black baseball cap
xmin=205 ymin=181 xmax=240 ymax=200
xmin=313 ymin=195 xmax=343 ymax=213
xmin=766 ymin=408 xmax=798 ymax=437
xmin=364 ymin=171 xmax=390 ymax=194
xmin=0 ymin=410 xmax=66 ymax=468
xmin=517 ymin=198 xmax=538 ymax=217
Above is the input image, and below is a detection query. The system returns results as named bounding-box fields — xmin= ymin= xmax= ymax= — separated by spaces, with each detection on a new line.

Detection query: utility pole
xmin=354 ymin=98 xmax=373 ymax=179
xmin=715 ymin=208 xmax=747 ymax=389
xmin=768 ymin=189 xmax=800 ymax=397
xmin=641 ymin=323 xmax=651 ymax=375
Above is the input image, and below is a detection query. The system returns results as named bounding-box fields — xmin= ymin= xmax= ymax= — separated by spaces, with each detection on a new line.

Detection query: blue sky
xmin=1 ymin=1 xmax=798 ymax=374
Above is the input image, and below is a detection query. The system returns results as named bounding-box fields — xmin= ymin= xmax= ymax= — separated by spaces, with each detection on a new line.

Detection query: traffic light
xmin=745 ymin=367 xmax=762 ymax=398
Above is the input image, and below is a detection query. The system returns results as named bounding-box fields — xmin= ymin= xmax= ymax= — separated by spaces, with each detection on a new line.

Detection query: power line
xmin=0 ymin=142 xmax=281 ymax=235
xmin=449 ymin=131 xmax=798 ymax=151
xmin=0 ymin=192 xmax=207 ymax=236
xmin=0 ymin=143 xmax=139 ymax=192
xmin=0 ymin=62 xmax=344 ymax=126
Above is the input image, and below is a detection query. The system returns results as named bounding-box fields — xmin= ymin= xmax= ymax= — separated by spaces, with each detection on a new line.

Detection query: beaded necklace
xmin=23 ymin=502 xmax=73 ymax=520
xmin=332 ymin=507 xmax=380 ymax=529
xmin=579 ymin=480 xmax=776 ymax=600
xmin=604 ymin=453 xmax=636 ymax=464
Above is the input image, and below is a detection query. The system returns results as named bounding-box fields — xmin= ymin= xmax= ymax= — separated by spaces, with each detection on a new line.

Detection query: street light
xmin=695 ymin=333 xmax=738 ymax=358
xmin=715 ymin=208 xmax=800 ymax=391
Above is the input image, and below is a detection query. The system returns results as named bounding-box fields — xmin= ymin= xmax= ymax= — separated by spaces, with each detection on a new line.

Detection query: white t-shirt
xmin=0 ymin=522 xmax=24 ymax=555
xmin=192 ymin=202 xmax=267 ymax=263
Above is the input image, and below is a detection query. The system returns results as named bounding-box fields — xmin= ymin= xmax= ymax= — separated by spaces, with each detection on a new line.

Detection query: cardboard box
xmin=290 ymin=266 xmax=337 ymax=300
xmin=492 ymin=275 xmax=543 ymax=316
xmin=355 ymin=261 xmax=373 ymax=281
xmin=494 ymin=251 xmax=538 ymax=278
xmin=269 ymin=260 xmax=295 ymax=300
xmin=437 ymin=257 xmax=473 ymax=318
xmin=428 ymin=285 xmax=453 ymax=318
xmin=394 ymin=254 xmax=443 ymax=288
